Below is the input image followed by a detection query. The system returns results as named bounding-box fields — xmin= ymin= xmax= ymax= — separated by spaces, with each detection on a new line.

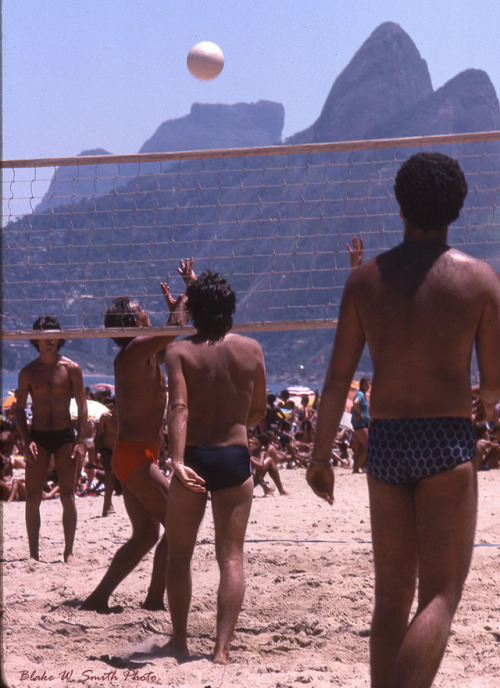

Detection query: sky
xmin=3 ymin=0 xmax=500 ymax=164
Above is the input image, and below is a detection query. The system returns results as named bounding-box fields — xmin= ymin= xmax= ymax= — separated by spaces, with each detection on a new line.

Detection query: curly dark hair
xmin=104 ymin=296 xmax=142 ymax=347
xmin=394 ymin=152 xmax=468 ymax=232
xmin=186 ymin=271 xmax=235 ymax=342
xmin=30 ymin=315 xmax=65 ymax=351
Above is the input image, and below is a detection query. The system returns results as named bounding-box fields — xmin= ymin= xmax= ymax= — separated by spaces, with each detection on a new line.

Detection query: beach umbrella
xmin=2 ymin=393 xmax=17 ymax=410
xmin=286 ymin=385 xmax=315 ymax=407
xmin=89 ymin=383 xmax=115 ymax=393
xmin=70 ymin=398 xmax=109 ymax=422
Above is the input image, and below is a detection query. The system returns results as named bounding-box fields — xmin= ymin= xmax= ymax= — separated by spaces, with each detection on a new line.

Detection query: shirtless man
xmin=15 ymin=316 xmax=88 ymax=563
xmin=81 ymin=260 xmax=194 ymax=612
xmin=165 ymin=270 xmax=266 ymax=664
xmin=94 ymin=400 xmax=118 ymax=516
xmin=306 ymin=153 xmax=500 ymax=688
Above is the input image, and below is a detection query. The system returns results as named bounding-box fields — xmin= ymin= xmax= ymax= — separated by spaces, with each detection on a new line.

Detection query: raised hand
xmin=347 ymin=237 xmax=364 ymax=269
xmin=178 ymin=258 xmax=196 ymax=286
xmin=160 ymin=283 xmax=190 ymax=327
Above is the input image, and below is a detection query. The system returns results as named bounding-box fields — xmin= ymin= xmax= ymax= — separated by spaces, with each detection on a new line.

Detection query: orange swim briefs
xmin=112 ymin=440 xmax=160 ymax=485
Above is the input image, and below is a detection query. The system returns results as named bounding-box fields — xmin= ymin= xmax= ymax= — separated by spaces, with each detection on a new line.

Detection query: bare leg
xmin=102 ymin=470 xmax=115 ymax=516
xmin=7 ymin=478 xmax=20 ymax=502
xmin=211 ymin=476 xmax=253 ymax=664
xmin=127 ymin=463 xmax=170 ymax=610
xmin=353 ymin=427 xmax=368 ymax=473
xmin=54 ymin=444 xmax=79 ymax=563
xmin=166 ymin=476 xmax=207 ymax=659
xmin=142 ymin=533 xmax=168 ymax=610
xmin=264 ymin=458 xmax=289 ymax=495
xmin=368 ymin=461 xmax=477 ymax=688
xmin=81 ymin=483 xmax=160 ymax=610
xmin=368 ymin=476 xmax=418 ymax=688
xmin=394 ymin=462 xmax=477 ymax=688
xmin=24 ymin=447 xmax=51 ymax=560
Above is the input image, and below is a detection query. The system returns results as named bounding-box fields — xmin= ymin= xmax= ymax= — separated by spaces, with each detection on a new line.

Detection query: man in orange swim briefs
xmin=81 ymin=259 xmax=195 ymax=612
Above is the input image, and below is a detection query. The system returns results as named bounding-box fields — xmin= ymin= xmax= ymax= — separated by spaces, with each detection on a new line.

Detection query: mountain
xmin=287 ymin=22 xmax=434 ymax=144
xmin=33 ymin=101 xmax=285 ymax=214
xmin=366 ymin=68 xmax=500 ymax=139
xmin=3 ymin=22 xmax=500 ymax=382
xmin=34 ymin=148 xmax=113 ymax=214
xmin=140 ymin=100 xmax=284 ymax=153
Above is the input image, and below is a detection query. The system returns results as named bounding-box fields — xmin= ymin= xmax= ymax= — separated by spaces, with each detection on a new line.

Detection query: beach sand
xmin=2 ymin=467 xmax=499 ymax=688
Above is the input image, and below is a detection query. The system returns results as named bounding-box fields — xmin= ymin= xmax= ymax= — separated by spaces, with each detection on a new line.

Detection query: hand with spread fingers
xmin=347 ymin=236 xmax=364 ymax=269
xmin=178 ymin=258 xmax=197 ymax=285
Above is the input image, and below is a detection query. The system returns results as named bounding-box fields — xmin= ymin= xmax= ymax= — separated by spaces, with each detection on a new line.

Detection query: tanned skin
xmin=15 ymin=338 xmax=87 ymax=563
xmin=81 ymin=260 xmax=194 ymax=612
xmin=307 ymin=214 xmax=500 ymax=688
xmin=165 ymin=321 xmax=266 ymax=664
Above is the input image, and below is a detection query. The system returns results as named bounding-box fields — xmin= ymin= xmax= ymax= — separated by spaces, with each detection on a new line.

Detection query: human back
xmin=113 ymin=341 xmax=167 ymax=446
xmin=168 ymin=332 xmax=265 ymax=447
xmin=350 ymin=241 xmax=498 ymax=418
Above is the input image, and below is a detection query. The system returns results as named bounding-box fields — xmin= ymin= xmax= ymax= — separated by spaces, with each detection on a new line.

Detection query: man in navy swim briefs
xmin=165 ymin=270 xmax=266 ymax=665
xmin=15 ymin=316 xmax=88 ymax=563
xmin=307 ymin=152 xmax=500 ymax=688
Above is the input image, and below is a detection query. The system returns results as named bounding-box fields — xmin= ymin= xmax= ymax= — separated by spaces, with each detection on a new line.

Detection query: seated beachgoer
xmin=252 ymin=434 xmax=289 ymax=495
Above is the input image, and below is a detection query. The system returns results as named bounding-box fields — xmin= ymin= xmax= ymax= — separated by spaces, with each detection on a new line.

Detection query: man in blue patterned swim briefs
xmin=307 ymin=152 xmax=500 ymax=688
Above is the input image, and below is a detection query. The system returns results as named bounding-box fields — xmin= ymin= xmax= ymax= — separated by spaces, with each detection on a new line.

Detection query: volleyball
xmin=187 ymin=41 xmax=224 ymax=80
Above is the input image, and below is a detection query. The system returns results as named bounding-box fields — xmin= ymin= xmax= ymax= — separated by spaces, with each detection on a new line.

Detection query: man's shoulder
xmin=20 ymin=358 xmax=40 ymax=374
xmin=58 ymin=356 xmax=84 ymax=375
xmin=226 ymin=333 xmax=263 ymax=352
xmin=165 ymin=336 xmax=192 ymax=356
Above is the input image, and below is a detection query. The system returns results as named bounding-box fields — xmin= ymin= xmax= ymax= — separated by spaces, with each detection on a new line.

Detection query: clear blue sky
xmin=3 ymin=0 xmax=500 ymax=161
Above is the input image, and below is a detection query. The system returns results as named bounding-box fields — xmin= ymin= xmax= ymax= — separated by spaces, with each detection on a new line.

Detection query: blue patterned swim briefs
xmin=366 ymin=417 xmax=476 ymax=485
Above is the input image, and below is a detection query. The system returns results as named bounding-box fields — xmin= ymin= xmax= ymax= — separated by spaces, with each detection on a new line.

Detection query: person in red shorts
xmin=81 ymin=259 xmax=195 ymax=612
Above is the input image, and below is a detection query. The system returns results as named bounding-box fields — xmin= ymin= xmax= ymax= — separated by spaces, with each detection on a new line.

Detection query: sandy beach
xmin=2 ymin=466 xmax=499 ymax=688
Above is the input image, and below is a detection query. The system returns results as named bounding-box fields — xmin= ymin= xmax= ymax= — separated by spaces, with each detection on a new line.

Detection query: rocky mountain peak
xmin=288 ymin=22 xmax=433 ymax=143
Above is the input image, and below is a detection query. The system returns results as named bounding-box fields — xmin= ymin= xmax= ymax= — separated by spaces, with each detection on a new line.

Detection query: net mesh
xmin=2 ymin=132 xmax=500 ymax=341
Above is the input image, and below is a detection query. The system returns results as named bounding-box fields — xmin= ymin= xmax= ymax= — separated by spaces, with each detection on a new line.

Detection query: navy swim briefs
xmin=183 ymin=445 xmax=252 ymax=491
xmin=366 ymin=417 xmax=476 ymax=485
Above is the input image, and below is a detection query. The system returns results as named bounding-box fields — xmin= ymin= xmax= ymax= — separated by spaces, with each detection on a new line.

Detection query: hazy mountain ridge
xmin=3 ymin=22 xmax=500 ymax=381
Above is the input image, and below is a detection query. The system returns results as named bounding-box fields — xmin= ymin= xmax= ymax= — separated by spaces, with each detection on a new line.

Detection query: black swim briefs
xmin=30 ymin=427 xmax=75 ymax=455
xmin=183 ymin=445 xmax=252 ymax=491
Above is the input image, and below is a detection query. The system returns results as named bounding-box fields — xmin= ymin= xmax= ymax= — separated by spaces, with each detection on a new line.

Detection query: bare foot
xmin=279 ymin=490 xmax=290 ymax=496
xmin=101 ymin=506 xmax=116 ymax=517
xmin=64 ymin=552 xmax=75 ymax=564
xmin=164 ymin=636 xmax=190 ymax=662
xmin=80 ymin=595 xmax=110 ymax=612
xmin=213 ymin=644 xmax=230 ymax=665
xmin=142 ymin=598 xmax=166 ymax=611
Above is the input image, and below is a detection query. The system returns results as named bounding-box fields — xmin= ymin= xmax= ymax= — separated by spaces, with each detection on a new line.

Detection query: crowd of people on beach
xmin=3 ymin=377 xmax=499 ymax=507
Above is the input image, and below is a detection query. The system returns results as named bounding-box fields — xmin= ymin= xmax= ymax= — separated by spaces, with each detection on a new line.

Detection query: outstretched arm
xmin=160 ymin=258 xmax=196 ymax=327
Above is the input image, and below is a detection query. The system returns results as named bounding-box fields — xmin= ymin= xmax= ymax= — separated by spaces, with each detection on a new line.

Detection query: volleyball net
xmin=2 ymin=131 xmax=500 ymax=342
